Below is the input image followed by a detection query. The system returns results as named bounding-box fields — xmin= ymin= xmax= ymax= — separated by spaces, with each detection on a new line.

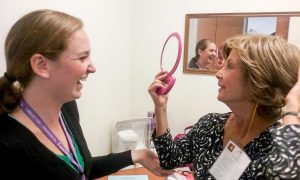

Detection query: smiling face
xmin=215 ymin=49 xmax=247 ymax=106
xmin=47 ymin=28 xmax=96 ymax=102
xmin=203 ymin=42 xmax=217 ymax=61
xmin=198 ymin=42 xmax=217 ymax=68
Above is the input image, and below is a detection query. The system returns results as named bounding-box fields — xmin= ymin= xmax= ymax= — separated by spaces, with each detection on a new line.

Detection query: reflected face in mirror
xmin=183 ymin=12 xmax=300 ymax=75
xmin=188 ymin=39 xmax=217 ymax=70
xmin=198 ymin=41 xmax=217 ymax=66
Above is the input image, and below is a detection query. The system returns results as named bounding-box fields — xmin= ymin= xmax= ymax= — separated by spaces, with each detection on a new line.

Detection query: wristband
xmin=281 ymin=111 xmax=300 ymax=119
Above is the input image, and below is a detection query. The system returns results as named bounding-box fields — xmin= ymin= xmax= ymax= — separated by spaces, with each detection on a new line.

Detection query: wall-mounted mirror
xmin=183 ymin=12 xmax=300 ymax=75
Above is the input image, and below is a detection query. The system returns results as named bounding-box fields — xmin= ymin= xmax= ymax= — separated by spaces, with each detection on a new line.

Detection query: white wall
xmin=1 ymin=0 xmax=300 ymax=156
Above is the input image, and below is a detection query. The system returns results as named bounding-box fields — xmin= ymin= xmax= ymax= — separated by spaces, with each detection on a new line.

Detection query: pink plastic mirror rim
xmin=160 ymin=32 xmax=182 ymax=76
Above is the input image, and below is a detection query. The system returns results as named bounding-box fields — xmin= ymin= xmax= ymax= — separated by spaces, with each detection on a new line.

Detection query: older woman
xmin=149 ymin=34 xmax=300 ymax=179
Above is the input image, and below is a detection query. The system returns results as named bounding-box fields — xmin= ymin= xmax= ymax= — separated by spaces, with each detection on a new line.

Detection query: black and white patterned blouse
xmin=152 ymin=113 xmax=300 ymax=180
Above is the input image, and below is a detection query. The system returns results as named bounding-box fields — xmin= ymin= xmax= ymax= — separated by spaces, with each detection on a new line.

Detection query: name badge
xmin=209 ymin=140 xmax=251 ymax=180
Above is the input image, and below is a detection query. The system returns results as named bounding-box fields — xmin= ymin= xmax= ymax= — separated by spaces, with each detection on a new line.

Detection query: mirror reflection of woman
xmin=188 ymin=39 xmax=217 ymax=70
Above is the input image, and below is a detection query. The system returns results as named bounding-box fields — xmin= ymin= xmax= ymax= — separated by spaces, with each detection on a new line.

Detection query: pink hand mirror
xmin=156 ymin=32 xmax=182 ymax=95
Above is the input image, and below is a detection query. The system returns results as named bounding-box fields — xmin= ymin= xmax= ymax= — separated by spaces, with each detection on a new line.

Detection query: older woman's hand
xmin=131 ymin=149 xmax=175 ymax=177
xmin=148 ymin=71 xmax=169 ymax=108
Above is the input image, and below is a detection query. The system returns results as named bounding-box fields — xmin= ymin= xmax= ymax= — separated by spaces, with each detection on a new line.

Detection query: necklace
xmin=240 ymin=103 xmax=258 ymax=147
xmin=227 ymin=103 xmax=258 ymax=148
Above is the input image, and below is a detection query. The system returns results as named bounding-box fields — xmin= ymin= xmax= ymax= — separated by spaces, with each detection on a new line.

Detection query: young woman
xmin=0 ymin=9 xmax=173 ymax=179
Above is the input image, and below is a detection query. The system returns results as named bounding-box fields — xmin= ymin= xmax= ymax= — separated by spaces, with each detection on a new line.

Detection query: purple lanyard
xmin=20 ymin=97 xmax=86 ymax=180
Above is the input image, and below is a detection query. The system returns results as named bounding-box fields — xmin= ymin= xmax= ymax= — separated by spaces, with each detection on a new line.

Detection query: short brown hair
xmin=222 ymin=34 xmax=300 ymax=120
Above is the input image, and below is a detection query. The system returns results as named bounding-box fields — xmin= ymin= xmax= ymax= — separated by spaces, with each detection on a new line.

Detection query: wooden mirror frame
xmin=183 ymin=12 xmax=300 ymax=75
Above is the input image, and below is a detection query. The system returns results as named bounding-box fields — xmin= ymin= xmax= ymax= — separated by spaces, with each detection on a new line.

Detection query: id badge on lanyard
xmin=209 ymin=140 xmax=251 ymax=180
